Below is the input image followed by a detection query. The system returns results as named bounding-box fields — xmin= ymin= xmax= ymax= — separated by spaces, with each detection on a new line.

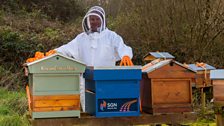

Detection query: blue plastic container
xmin=84 ymin=66 xmax=142 ymax=118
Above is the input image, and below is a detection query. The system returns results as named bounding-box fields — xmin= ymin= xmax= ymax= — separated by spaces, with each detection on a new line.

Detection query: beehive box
xmin=210 ymin=70 xmax=224 ymax=107
xmin=84 ymin=66 xmax=142 ymax=117
xmin=24 ymin=53 xmax=86 ymax=119
xmin=141 ymin=59 xmax=196 ymax=114
xmin=188 ymin=64 xmax=216 ymax=88
xmin=143 ymin=52 xmax=175 ymax=61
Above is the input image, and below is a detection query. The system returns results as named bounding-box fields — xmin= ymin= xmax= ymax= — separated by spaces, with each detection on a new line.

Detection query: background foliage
xmin=0 ymin=0 xmax=223 ymax=89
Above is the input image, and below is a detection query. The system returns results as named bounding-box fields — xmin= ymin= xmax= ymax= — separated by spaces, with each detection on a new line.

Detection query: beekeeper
xmin=56 ymin=6 xmax=133 ymax=112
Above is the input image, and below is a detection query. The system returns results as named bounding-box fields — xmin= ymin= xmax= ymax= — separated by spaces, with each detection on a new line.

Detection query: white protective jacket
xmin=56 ymin=29 xmax=133 ymax=66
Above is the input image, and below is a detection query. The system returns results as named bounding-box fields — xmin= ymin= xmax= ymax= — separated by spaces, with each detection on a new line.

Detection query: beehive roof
xmin=24 ymin=53 xmax=86 ymax=66
xmin=143 ymin=52 xmax=175 ymax=61
xmin=142 ymin=59 xmax=196 ymax=73
xmin=210 ymin=69 xmax=224 ymax=79
xmin=188 ymin=64 xmax=216 ymax=71
xmin=86 ymin=66 xmax=142 ymax=70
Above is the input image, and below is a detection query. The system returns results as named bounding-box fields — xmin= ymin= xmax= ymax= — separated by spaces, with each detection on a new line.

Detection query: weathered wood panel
xmin=145 ymin=105 xmax=193 ymax=114
xmin=141 ymin=78 xmax=193 ymax=114
xmin=33 ymin=106 xmax=80 ymax=112
xmin=195 ymin=72 xmax=212 ymax=87
xmin=141 ymin=74 xmax=152 ymax=108
xmin=152 ymin=79 xmax=192 ymax=104
xmin=147 ymin=64 xmax=195 ymax=79
xmin=33 ymin=95 xmax=79 ymax=100
xmin=31 ymin=113 xmax=197 ymax=126
xmin=31 ymin=95 xmax=80 ymax=112
xmin=213 ymin=80 xmax=224 ymax=103
xmin=34 ymin=99 xmax=79 ymax=107
xmin=213 ymin=80 xmax=224 ymax=85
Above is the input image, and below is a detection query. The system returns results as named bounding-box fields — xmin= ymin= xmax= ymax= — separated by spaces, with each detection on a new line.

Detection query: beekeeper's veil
xmin=82 ymin=6 xmax=106 ymax=34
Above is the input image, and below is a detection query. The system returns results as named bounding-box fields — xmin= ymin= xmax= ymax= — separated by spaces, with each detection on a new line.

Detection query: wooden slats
xmin=34 ymin=99 xmax=79 ymax=107
xmin=213 ymin=80 xmax=224 ymax=106
xmin=152 ymin=106 xmax=193 ymax=114
xmin=33 ymin=95 xmax=79 ymax=100
xmin=197 ymin=71 xmax=211 ymax=74
xmin=31 ymin=113 xmax=197 ymax=126
xmin=194 ymin=73 xmax=212 ymax=87
xmin=147 ymin=64 xmax=195 ymax=79
xmin=152 ymin=79 xmax=192 ymax=104
xmin=141 ymin=77 xmax=193 ymax=114
xmin=152 ymin=103 xmax=192 ymax=108
xmin=31 ymin=94 xmax=80 ymax=112
xmin=143 ymin=106 xmax=193 ymax=114
xmin=213 ymin=80 xmax=224 ymax=85
xmin=140 ymin=75 xmax=152 ymax=109
xmin=213 ymin=85 xmax=224 ymax=101
xmin=33 ymin=106 xmax=80 ymax=112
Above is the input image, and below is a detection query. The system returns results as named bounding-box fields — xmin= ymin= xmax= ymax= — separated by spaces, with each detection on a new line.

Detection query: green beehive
xmin=24 ymin=53 xmax=86 ymax=119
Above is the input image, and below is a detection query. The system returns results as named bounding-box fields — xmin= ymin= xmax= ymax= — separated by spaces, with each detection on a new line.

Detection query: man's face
xmin=89 ymin=15 xmax=101 ymax=32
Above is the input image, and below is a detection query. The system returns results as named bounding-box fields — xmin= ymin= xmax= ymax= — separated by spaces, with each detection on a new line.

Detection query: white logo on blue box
xmin=98 ymin=98 xmax=138 ymax=112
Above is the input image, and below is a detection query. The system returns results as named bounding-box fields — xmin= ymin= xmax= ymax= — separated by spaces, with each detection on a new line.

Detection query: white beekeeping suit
xmin=56 ymin=6 xmax=133 ymax=112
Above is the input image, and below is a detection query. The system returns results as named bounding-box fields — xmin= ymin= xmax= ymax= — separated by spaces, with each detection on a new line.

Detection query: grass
xmin=181 ymin=118 xmax=216 ymax=126
xmin=0 ymin=88 xmax=30 ymax=126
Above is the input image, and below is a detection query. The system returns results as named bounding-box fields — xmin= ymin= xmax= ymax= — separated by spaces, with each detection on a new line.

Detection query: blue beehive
xmin=84 ymin=66 xmax=142 ymax=117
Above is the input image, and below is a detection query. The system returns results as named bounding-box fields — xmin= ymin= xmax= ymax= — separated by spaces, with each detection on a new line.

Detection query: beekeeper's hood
xmin=82 ymin=6 xmax=106 ymax=34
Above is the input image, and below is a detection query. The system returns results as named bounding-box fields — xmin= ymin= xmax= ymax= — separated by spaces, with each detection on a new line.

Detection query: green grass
xmin=0 ymin=88 xmax=30 ymax=126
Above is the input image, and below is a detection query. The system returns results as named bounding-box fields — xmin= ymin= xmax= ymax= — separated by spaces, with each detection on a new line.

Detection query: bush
xmin=0 ymin=29 xmax=37 ymax=71
xmin=0 ymin=0 xmax=85 ymax=22
xmin=0 ymin=5 xmax=83 ymax=89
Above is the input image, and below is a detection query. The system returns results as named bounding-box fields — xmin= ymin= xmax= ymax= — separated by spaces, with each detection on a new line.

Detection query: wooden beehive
xmin=143 ymin=52 xmax=175 ymax=61
xmin=188 ymin=63 xmax=216 ymax=88
xmin=210 ymin=70 xmax=224 ymax=107
xmin=141 ymin=59 xmax=196 ymax=114
xmin=24 ymin=53 xmax=86 ymax=119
